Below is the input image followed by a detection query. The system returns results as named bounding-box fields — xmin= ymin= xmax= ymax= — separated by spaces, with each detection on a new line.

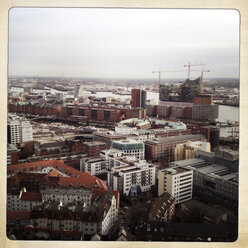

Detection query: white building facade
xmin=158 ymin=167 xmax=193 ymax=204
xmin=108 ymin=159 xmax=156 ymax=196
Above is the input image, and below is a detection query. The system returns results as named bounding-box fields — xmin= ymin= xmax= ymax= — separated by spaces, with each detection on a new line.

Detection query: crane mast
xmin=184 ymin=62 xmax=206 ymax=79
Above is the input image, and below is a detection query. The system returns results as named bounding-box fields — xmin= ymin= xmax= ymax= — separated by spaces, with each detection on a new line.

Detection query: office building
xmin=158 ymin=167 xmax=193 ymax=204
xmin=131 ymin=89 xmax=147 ymax=108
xmin=83 ymin=141 xmax=106 ymax=157
xmin=7 ymin=114 xmax=33 ymax=146
xmin=144 ymin=134 xmax=206 ymax=164
xmin=170 ymin=151 xmax=238 ymax=210
xmin=111 ymin=139 xmax=145 ymax=160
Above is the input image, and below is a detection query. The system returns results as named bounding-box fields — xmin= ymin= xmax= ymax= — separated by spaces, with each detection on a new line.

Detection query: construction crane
xmin=152 ymin=69 xmax=186 ymax=93
xmin=184 ymin=62 xmax=206 ymax=79
xmin=191 ymin=68 xmax=210 ymax=94
xmin=152 ymin=70 xmax=167 ymax=93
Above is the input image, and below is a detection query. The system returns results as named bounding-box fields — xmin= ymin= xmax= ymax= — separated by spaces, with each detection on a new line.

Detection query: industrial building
xmin=170 ymin=150 xmax=238 ymax=210
xmin=192 ymin=104 xmax=219 ymax=122
xmin=8 ymin=100 xmax=146 ymax=123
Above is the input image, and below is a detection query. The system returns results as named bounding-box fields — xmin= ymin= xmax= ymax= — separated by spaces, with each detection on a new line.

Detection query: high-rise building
xmin=21 ymin=120 xmax=33 ymax=142
xmin=158 ymin=167 xmax=193 ymax=204
xmin=7 ymin=114 xmax=33 ymax=146
xmin=8 ymin=120 xmax=21 ymax=146
xmin=131 ymin=89 xmax=147 ymax=108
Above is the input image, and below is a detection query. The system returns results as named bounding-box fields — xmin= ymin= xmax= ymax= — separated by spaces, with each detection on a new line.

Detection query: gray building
xmin=170 ymin=150 xmax=238 ymax=210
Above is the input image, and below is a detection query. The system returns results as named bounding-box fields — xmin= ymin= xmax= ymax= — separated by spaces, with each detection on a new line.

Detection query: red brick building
xmin=83 ymin=141 xmax=106 ymax=157
xmin=145 ymin=134 xmax=206 ymax=164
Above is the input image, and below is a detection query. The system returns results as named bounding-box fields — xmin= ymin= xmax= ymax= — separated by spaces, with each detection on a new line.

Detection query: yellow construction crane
xmin=191 ymin=68 xmax=210 ymax=94
xmin=184 ymin=62 xmax=206 ymax=79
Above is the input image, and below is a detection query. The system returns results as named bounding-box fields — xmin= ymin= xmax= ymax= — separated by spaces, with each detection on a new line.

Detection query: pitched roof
xmin=7 ymin=210 xmax=31 ymax=220
xmin=8 ymin=160 xmax=107 ymax=190
xmin=20 ymin=192 xmax=42 ymax=202
xmin=149 ymin=192 xmax=175 ymax=222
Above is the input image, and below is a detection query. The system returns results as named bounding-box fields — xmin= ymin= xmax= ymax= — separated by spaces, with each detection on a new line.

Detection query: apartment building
xmin=81 ymin=157 xmax=107 ymax=176
xmin=107 ymin=158 xmax=156 ymax=196
xmin=30 ymin=190 xmax=118 ymax=236
xmin=7 ymin=188 xmax=43 ymax=211
xmin=40 ymin=187 xmax=92 ymax=207
xmin=148 ymin=192 xmax=175 ymax=222
xmin=158 ymin=167 xmax=193 ymax=204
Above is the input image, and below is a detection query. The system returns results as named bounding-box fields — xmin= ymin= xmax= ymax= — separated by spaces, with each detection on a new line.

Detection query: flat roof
xmin=145 ymin=134 xmax=205 ymax=146
xmin=161 ymin=167 xmax=189 ymax=175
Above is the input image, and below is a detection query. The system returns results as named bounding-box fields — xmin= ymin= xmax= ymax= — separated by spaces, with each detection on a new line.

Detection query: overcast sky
xmin=8 ymin=8 xmax=239 ymax=79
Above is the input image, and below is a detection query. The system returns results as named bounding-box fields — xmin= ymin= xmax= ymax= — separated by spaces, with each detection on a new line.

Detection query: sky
xmin=8 ymin=8 xmax=240 ymax=79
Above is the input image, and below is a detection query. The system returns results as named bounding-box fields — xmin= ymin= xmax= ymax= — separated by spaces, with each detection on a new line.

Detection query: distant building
xmin=7 ymin=143 xmax=19 ymax=165
xmin=192 ymin=104 xmax=219 ymax=122
xmin=144 ymin=134 xmax=206 ymax=164
xmin=111 ymin=139 xmax=145 ymax=160
xmin=9 ymin=86 xmax=24 ymax=94
xmin=158 ymin=167 xmax=193 ymax=204
xmin=131 ymin=89 xmax=147 ymax=108
xmin=200 ymin=126 xmax=220 ymax=150
xmin=20 ymin=120 xmax=33 ymax=142
xmin=7 ymin=114 xmax=33 ymax=146
xmin=174 ymin=140 xmax=211 ymax=161
xmin=179 ymin=77 xmax=201 ymax=102
xmin=115 ymin=118 xmax=151 ymax=135
xmin=83 ymin=141 xmax=107 ymax=157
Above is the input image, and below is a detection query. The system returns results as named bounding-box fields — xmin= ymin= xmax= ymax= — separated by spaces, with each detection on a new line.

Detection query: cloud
xmin=8 ymin=8 xmax=239 ymax=78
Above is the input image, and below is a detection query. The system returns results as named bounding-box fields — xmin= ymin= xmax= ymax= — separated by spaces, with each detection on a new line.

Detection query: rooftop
xmin=145 ymin=134 xmax=205 ymax=145
xmin=7 ymin=159 xmax=107 ymax=190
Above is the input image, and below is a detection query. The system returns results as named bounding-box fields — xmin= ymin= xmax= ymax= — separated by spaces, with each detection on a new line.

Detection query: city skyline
xmin=9 ymin=8 xmax=239 ymax=79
